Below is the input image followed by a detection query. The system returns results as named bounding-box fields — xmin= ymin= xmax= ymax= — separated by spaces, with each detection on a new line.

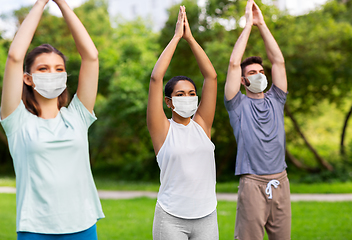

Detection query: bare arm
xmin=224 ymin=0 xmax=254 ymax=101
xmin=253 ymin=1 xmax=287 ymax=92
xmin=1 ymin=0 xmax=49 ymax=119
xmin=147 ymin=6 xmax=184 ymax=155
xmin=54 ymin=0 xmax=99 ymax=113
xmin=183 ymin=12 xmax=217 ymax=138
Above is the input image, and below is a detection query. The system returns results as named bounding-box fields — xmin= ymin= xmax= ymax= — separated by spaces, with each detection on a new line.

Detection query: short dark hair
xmin=164 ymin=75 xmax=197 ymax=98
xmin=23 ymin=44 xmax=68 ymax=116
xmin=240 ymin=56 xmax=263 ymax=76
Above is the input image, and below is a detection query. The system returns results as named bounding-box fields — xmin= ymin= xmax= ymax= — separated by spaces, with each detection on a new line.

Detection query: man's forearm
xmin=257 ymin=23 xmax=284 ymax=64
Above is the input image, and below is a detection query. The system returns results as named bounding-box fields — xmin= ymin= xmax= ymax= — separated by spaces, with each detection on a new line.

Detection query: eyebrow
xmin=248 ymin=69 xmax=264 ymax=74
xmin=175 ymin=90 xmax=196 ymax=94
xmin=36 ymin=63 xmax=65 ymax=67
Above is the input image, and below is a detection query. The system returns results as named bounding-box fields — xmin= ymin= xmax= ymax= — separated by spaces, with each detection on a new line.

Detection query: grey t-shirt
xmin=224 ymin=84 xmax=288 ymax=175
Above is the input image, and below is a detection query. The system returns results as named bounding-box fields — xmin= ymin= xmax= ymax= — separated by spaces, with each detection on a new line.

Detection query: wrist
xmin=255 ymin=21 xmax=266 ymax=28
xmin=244 ymin=23 xmax=253 ymax=31
xmin=172 ymin=34 xmax=182 ymax=42
xmin=184 ymin=35 xmax=195 ymax=43
xmin=54 ymin=0 xmax=69 ymax=9
xmin=35 ymin=0 xmax=48 ymax=8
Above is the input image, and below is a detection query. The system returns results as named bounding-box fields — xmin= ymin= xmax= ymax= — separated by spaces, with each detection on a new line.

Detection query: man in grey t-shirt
xmin=224 ymin=1 xmax=291 ymax=239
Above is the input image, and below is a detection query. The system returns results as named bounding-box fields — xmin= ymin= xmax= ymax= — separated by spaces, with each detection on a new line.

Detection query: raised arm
xmin=225 ymin=0 xmax=254 ymax=101
xmin=147 ymin=6 xmax=185 ymax=155
xmin=253 ymin=1 xmax=287 ymax=92
xmin=183 ymin=11 xmax=217 ymax=138
xmin=54 ymin=0 xmax=99 ymax=113
xmin=1 ymin=0 xmax=49 ymax=119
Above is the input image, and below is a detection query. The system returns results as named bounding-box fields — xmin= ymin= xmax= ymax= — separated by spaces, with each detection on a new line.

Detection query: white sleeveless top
xmin=156 ymin=119 xmax=217 ymax=219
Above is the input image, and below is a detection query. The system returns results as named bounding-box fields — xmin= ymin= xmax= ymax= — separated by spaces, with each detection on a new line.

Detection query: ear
xmin=241 ymin=77 xmax=250 ymax=87
xmin=164 ymin=97 xmax=173 ymax=109
xmin=23 ymin=73 xmax=34 ymax=87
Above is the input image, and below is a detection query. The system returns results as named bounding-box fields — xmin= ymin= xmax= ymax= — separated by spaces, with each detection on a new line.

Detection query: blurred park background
xmin=0 ymin=0 xmax=352 ymax=185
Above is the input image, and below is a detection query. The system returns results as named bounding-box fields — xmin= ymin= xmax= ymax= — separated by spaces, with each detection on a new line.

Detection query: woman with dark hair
xmin=0 ymin=0 xmax=104 ymax=239
xmin=147 ymin=6 xmax=218 ymax=240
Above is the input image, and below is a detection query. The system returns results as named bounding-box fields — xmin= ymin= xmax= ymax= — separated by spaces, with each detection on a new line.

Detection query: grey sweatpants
xmin=153 ymin=202 xmax=219 ymax=240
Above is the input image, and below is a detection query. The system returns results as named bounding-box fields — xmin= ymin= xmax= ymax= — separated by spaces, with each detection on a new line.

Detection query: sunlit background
xmin=1 ymin=0 xmax=327 ymax=39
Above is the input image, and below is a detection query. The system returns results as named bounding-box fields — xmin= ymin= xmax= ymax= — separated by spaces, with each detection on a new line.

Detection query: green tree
xmin=160 ymin=0 xmax=352 ymax=178
xmin=0 ymin=38 xmax=11 ymax=169
xmin=89 ymin=19 xmax=160 ymax=180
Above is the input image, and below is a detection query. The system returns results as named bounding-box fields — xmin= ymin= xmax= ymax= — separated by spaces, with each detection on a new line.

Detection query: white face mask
xmin=245 ymin=73 xmax=268 ymax=93
xmin=29 ymin=72 xmax=67 ymax=99
xmin=170 ymin=96 xmax=198 ymax=118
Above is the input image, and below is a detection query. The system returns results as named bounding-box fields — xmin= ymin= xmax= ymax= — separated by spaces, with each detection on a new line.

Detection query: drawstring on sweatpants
xmin=265 ymin=180 xmax=280 ymax=199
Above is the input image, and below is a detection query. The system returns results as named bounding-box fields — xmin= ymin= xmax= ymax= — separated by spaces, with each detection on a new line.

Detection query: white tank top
xmin=156 ymin=119 xmax=217 ymax=219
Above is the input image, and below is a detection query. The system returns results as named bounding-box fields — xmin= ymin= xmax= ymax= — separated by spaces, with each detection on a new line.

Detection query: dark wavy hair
xmin=164 ymin=75 xmax=197 ymax=98
xmin=240 ymin=56 xmax=263 ymax=77
xmin=23 ymin=44 xmax=68 ymax=116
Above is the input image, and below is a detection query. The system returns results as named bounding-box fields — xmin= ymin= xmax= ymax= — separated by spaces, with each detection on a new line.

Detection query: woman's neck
xmin=35 ymin=96 xmax=60 ymax=119
xmin=172 ymin=113 xmax=191 ymax=126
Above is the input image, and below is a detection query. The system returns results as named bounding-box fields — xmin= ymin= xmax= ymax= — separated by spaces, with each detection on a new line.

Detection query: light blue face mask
xmin=245 ymin=73 xmax=268 ymax=93
xmin=27 ymin=72 xmax=67 ymax=99
xmin=169 ymin=96 xmax=198 ymax=118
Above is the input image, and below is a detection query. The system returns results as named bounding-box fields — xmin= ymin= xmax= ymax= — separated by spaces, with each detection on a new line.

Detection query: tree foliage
xmin=0 ymin=0 xmax=352 ymax=180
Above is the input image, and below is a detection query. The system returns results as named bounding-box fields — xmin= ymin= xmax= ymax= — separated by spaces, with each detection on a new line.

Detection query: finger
xmin=245 ymin=0 xmax=253 ymax=16
xmin=246 ymin=2 xmax=254 ymax=15
xmin=253 ymin=2 xmax=261 ymax=12
xmin=178 ymin=6 xmax=183 ymax=22
xmin=246 ymin=0 xmax=254 ymax=10
xmin=181 ymin=6 xmax=186 ymax=23
xmin=184 ymin=12 xmax=189 ymax=26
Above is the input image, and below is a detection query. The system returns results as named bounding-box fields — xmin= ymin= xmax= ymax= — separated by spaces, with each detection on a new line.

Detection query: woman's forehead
xmin=173 ymin=80 xmax=196 ymax=90
xmin=33 ymin=53 xmax=65 ymax=66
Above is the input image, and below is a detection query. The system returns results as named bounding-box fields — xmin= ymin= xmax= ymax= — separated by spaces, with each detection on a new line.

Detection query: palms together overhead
xmin=245 ymin=0 xmax=265 ymax=26
xmin=174 ymin=6 xmax=194 ymax=41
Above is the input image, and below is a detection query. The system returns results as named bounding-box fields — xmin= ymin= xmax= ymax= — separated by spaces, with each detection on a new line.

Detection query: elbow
xmin=277 ymin=58 xmax=285 ymax=65
xmin=228 ymin=59 xmax=241 ymax=70
xmin=89 ymin=49 xmax=99 ymax=62
xmin=150 ymin=74 xmax=157 ymax=82
xmin=150 ymin=75 xmax=162 ymax=84
xmin=211 ymin=72 xmax=218 ymax=81
xmin=275 ymin=59 xmax=285 ymax=69
xmin=273 ymin=56 xmax=285 ymax=65
xmin=7 ymin=51 xmax=24 ymax=64
xmin=150 ymin=71 xmax=162 ymax=83
xmin=92 ymin=48 xmax=99 ymax=61
xmin=82 ymin=48 xmax=99 ymax=62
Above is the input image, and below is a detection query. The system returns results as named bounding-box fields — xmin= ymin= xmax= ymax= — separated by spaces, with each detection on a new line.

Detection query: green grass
xmin=94 ymin=178 xmax=160 ymax=192
xmin=1 ymin=193 xmax=351 ymax=240
xmin=289 ymin=181 xmax=352 ymax=194
xmin=53 ymin=178 xmax=352 ymax=193
xmin=2 ymin=177 xmax=352 ymax=193
xmin=0 ymin=177 xmax=16 ymax=188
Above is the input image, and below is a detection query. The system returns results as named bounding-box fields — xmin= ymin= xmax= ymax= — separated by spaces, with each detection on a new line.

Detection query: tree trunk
xmin=340 ymin=104 xmax=352 ymax=156
xmin=284 ymin=105 xmax=334 ymax=171
xmin=285 ymin=148 xmax=320 ymax=173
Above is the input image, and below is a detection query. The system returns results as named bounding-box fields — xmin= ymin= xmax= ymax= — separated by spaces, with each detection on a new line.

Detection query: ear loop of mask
xmin=243 ymin=77 xmax=250 ymax=86
xmin=166 ymin=96 xmax=172 ymax=108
